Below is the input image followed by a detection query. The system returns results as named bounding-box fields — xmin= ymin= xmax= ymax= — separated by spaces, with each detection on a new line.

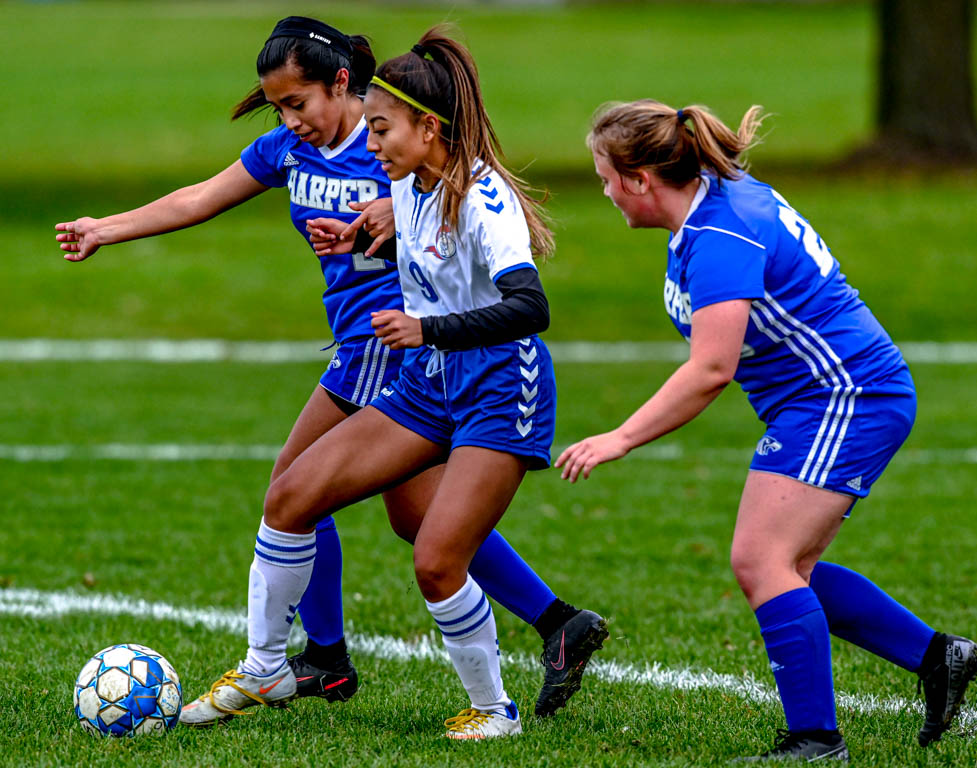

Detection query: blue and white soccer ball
xmin=73 ymin=643 xmax=182 ymax=736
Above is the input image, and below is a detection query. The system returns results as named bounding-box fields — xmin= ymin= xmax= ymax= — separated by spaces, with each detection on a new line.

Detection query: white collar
xmin=668 ymin=174 xmax=710 ymax=252
xmin=317 ymin=116 xmax=366 ymax=160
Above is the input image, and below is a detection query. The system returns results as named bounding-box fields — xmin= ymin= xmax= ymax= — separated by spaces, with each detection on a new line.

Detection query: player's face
xmin=364 ymin=89 xmax=436 ymax=184
xmin=260 ymin=63 xmax=348 ymax=148
xmin=593 ymin=151 xmax=653 ymax=228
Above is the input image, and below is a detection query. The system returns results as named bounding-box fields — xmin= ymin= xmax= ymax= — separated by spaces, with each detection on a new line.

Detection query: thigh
xmin=733 ymin=470 xmax=851 ymax=605
xmin=413 ymin=446 xmax=528 ymax=597
xmin=266 ymin=405 xmax=444 ymax=532
xmin=271 ymin=385 xmax=349 ymax=482
xmin=382 ymin=463 xmax=445 ymax=543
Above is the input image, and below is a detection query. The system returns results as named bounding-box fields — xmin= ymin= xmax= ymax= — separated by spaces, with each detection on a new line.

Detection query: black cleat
xmin=534 ymin=609 xmax=608 ymax=717
xmin=737 ymin=729 xmax=849 ymax=762
xmin=917 ymin=634 xmax=977 ymax=746
xmin=286 ymin=650 xmax=359 ymax=702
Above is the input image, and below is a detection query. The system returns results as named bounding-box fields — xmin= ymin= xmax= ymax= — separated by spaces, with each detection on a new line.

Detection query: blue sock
xmin=296 ymin=516 xmax=345 ymax=646
xmin=468 ymin=530 xmax=556 ymax=625
xmin=756 ymin=587 xmax=837 ymax=732
xmin=810 ymin=561 xmax=935 ymax=672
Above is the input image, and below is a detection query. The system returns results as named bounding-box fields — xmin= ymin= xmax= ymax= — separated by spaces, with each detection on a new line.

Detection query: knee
xmin=413 ymin=548 xmax=456 ymax=600
xmin=729 ymin=543 xmax=767 ymax=603
xmin=263 ymin=475 xmax=301 ymax=531
xmin=388 ymin=516 xmax=417 ymax=545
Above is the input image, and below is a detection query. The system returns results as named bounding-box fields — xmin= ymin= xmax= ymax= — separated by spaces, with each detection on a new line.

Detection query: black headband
xmin=266 ymin=17 xmax=353 ymax=60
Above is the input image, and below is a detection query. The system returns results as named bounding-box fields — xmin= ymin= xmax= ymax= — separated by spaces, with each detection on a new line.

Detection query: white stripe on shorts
xmin=749 ymin=293 xmax=859 ymax=487
xmin=351 ymin=338 xmax=377 ymax=406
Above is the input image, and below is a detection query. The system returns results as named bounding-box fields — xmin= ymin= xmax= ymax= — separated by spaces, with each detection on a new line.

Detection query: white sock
xmin=241 ymin=519 xmax=316 ymax=677
xmin=426 ymin=574 xmax=509 ymax=712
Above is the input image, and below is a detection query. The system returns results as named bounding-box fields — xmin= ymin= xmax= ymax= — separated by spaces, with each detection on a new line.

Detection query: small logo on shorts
xmin=328 ymin=353 xmax=342 ymax=370
xmin=846 ymin=476 xmax=863 ymax=491
xmin=756 ymin=436 xmax=783 ymax=456
xmin=380 ymin=386 xmax=393 ymax=397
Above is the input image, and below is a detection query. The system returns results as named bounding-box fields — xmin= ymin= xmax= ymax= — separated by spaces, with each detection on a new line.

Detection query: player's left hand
xmin=371 ymin=309 xmax=423 ymax=349
xmin=555 ymin=431 xmax=631 ymax=482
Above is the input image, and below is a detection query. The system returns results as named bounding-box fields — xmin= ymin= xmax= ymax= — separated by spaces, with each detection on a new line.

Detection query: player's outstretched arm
xmin=55 ymin=160 xmax=268 ymax=262
xmin=557 ymin=299 xmax=750 ymax=482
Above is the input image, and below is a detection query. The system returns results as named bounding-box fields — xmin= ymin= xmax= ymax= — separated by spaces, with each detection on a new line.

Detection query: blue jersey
xmin=240 ymin=119 xmax=403 ymax=343
xmin=665 ymin=173 xmax=910 ymax=422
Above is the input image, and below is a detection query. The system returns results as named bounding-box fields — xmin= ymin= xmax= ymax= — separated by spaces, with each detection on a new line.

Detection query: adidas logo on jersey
xmin=283 ymin=153 xmax=299 ymax=167
xmin=756 ymin=436 xmax=783 ymax=456
xmin=846 ymin=476 xmax=863 ymax=491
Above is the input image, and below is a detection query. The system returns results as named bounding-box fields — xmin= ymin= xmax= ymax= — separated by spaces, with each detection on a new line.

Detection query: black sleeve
xmin=420 ymin=267 xmax=549 ymax=350
xmin=351 ymin=227 xmax=397 ymax=264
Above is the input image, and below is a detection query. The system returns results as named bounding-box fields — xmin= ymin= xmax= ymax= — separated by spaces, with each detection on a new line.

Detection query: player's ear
xmin=634 ymin=169 xmax=653 ymax=193
xmin=420 ymin=113 xmax=442 ymax=143
xmin=332 ymin=68 xmax=350 ymax=97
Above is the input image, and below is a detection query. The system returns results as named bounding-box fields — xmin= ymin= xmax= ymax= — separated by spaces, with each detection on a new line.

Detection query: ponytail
xmin=587 ymin=100 xmax=766 ymax=186
xmin=372 ymin=25 xmax=554 ymax=259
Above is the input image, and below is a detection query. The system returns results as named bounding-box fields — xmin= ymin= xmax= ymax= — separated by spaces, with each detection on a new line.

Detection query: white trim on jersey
xmin=748 ymin=292 xmax=860 ymax=487
xmin=682 ymin=225 xmax=766 ymax=251
xmin=318 ymin=117 xmax=367 ymax=161
xmin=668 ymin=176 xmax=709 ymax=252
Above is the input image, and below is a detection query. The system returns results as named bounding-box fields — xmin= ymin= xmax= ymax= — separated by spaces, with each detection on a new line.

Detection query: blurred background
xmin=3 ymin=0 xmax=975 ymax=344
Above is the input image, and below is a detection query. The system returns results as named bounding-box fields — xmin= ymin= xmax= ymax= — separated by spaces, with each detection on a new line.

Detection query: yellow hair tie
xmin=370 ymin=76 xmax=451 ymax=125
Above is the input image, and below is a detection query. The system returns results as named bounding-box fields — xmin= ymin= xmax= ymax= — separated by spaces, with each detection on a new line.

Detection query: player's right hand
xmin=306 ymin=218 xmax=354 ymax=257
xmin=55 ymin=217 xmax=101 ymax=262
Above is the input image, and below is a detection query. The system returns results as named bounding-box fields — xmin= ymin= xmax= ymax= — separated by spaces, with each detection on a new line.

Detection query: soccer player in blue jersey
xmin=56 ymin=16 xmax=604 ymax=727
xmin=174 ymin=25 xmax=607 ymax=740
xmin=558 ymin=99 xmax=976 ymax=760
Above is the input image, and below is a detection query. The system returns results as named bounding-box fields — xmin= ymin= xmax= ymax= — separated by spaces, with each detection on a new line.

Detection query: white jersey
xmin=390 ymin=165 xmax=537 ymax=319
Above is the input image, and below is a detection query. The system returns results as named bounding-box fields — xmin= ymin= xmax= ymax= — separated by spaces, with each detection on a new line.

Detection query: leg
xmin=413 ymin=447 xmax=526 ymax=739
xmin=385 ymin=467 xmax=559 ymax=625
xmin=181 ymin=407 xmax=442 ymax=726
xmin=384 ymin=462 xmax=607 ymax=718
xmin=272 ymin=387 xmax=357 ymax=700
xmin=730 ymin=471 xmax=850 ymax=760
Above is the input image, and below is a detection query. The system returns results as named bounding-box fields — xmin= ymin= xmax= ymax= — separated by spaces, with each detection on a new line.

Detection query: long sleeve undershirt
xmin=420 ymin=267 xmax=549 ymax=350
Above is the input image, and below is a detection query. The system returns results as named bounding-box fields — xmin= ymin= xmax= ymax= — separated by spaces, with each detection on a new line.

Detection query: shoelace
xmin=444 ymin=708 xmax=493 ymax=733
xmin=201 ymin=669 xmax=264 ymax=716
xmin=765 ymin=728 xmax=801 ymax=755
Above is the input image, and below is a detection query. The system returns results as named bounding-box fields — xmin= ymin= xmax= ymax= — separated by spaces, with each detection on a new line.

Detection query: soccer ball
xmin=73 ymin=643 xmax=182 ymax=736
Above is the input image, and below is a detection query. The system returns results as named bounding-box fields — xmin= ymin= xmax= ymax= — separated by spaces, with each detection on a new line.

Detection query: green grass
xmin=4 ymin=1 xmax=977 ymax=764
xmin=2 ymin=360 xmax=976 ymax=766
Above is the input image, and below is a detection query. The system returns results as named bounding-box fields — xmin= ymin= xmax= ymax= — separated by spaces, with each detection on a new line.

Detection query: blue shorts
xmin=318 ymin=337 xmax=405 ymax=410
xmin=370 ymin=337 xmax=556 ymax=470
xmin=750 ymin=369 xmax=916 ymax=500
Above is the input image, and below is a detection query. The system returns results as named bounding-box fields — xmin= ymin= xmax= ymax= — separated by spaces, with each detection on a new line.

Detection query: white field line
xmin=1 ymin=339 xmax=977 ymax=364
xmin=1 ymin=442 xmax=975 ymax=465
xmin=0 ymin=587 xmax=962 ymax=723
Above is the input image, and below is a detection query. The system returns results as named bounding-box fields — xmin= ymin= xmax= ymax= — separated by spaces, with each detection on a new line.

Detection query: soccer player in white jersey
xmin=56 ymin=16 xmax=605 ymax=729
xmin=153 ymin=24 xmax=603 ymax=739
xmin=557 ymin=99 xmax=976 ymax=761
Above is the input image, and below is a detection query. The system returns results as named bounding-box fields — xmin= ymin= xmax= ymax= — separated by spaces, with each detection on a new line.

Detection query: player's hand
xmin=55 ymin=217 xmax=102 ymax=262
xmin=555 ymin=430 xmax=631 ymax=482
xmin=342 ymin=198 xmax=394 ymax=258
xmin=306 ymin=218 xmax=354 ymax=257
xmin=371 ymin=309 xmax=423 ymax=349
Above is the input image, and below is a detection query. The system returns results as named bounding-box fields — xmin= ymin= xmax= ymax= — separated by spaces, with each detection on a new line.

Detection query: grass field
xmin=3 ymin=1 xmax=977 ymax=766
